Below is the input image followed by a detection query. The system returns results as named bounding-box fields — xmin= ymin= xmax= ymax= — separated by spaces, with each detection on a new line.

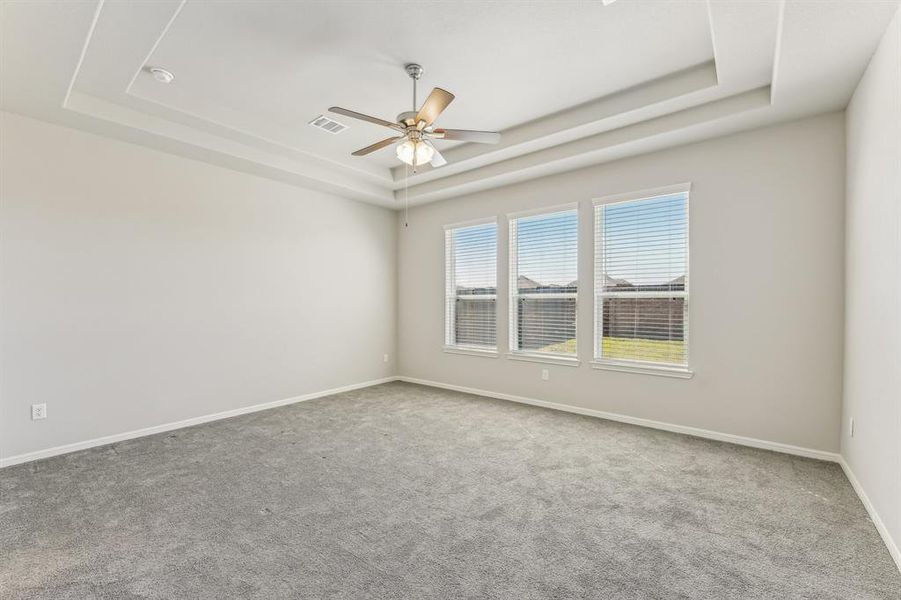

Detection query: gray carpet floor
xmin=1 ymin=382 xmax=899 ymax=599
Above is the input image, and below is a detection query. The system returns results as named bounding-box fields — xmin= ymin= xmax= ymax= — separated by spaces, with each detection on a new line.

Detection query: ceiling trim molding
xmin=57 ymin=0 xmax=394 ymax=204
xmin=120 ymin=92 xmax=392 ymax=184
xmin=124 ymin=0 xmax=186 ymax=94
xmin=54 ymin=0 xmax=742 ymax=209
xmin=389 ymin=61 xmax=720 ymax=187
xmin=770 ymin=0 xmax=787 ymax=105
xmin=705 ymin=0 xmax=723 ymax=84
xmin=62 ymin=0 xmax=105 ymax=108
xmin=396 ymin=87 xmax=772 ymax=205
xmin=64 ymin=91 xmax=395 ymax=204
xmin=4 ymin=0 xmax=890 ymax=209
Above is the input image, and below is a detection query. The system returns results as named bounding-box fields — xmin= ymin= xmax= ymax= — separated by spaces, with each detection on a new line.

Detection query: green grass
xmin=537 ymin=339 xmax=578 ymax=355
xmin=538 ymin=337 xmax=686 ymax=364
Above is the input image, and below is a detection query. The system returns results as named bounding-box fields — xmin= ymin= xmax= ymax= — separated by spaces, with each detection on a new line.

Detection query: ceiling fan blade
xmin=329 ymin=107 xmax=404 ymax=132
xmin=351 ymin=136 xmax=403 ymax=156
xmin=425 ymin=140 xmax=447 ymax=167
xmin=432 ymin=128 xmax=501 ymax=144
xmin=415 ymin=88 xmax=455 ymax=128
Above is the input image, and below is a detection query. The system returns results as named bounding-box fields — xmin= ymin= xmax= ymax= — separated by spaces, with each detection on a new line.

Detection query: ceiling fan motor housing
xmin=397 ymin=111 xmax=418 ymax=127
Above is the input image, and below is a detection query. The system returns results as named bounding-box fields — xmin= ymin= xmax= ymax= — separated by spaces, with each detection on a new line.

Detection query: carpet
xmin=2 ymin=382 xmax=898 ymax=599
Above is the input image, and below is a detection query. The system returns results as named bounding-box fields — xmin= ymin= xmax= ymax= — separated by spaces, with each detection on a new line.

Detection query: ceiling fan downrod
xmin=405 ymin=63 xmax=423 ymax=111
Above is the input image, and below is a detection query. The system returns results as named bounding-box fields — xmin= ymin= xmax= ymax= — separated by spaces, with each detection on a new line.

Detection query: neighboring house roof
xmin=517 ymin=275 xmax=541 ymax=289
xmin=604 ymin=274 xmax=686 ymax=291
xmin=456 ymin=274 xmax=684 ymax=294
xmin=605 ymin=275 xmax=631 ymax=288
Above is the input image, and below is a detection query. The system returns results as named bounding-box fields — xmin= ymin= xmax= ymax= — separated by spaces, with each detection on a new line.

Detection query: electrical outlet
xmin=541 ymin=369 xmax=549 ymax=381
xmin=31 ymin=403 xmax=47 ymax=420
xmin=849 ymin=418 xmax=854 ymax=437
xmin=383 ymin=353 xmax=389 ymax=363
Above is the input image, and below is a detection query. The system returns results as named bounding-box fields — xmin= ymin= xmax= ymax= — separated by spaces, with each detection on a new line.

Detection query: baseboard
xmin=1 ymin=372 xmax=839 ymax=466
xmin=0 ymin=376 xmax=398 ymax=469
xmin=398 ymin=376 xmax=901 ymax=570
xmin=404 ymin=374 xmax=901 ymax=571
xmin=839 ymin=457 xmax=901 ymax=573
xmin=5 ymin=374 xmax=895 ymax=573
xmin=397 ymin=376 xmax=841 ymax=463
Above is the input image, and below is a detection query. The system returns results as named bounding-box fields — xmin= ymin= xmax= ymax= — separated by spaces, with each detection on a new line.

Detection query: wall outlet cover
xmin=31 ymin=403 xmax=47 ymax=420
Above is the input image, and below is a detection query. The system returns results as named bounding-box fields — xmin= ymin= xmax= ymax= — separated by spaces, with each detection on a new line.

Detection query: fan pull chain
xmin=404 ymin=163 xmax=409 ymax=228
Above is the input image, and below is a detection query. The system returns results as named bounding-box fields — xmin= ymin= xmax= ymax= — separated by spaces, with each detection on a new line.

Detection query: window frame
xmin=507 ymin=203 xmax=581 ymax=366
xmin=443 ymin=216 xmax=499 ymax=356
xmin=592 ymin=184 xmax=693 ymax=378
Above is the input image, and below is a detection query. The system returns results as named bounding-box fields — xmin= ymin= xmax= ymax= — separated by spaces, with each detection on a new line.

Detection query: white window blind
xmin=445 ymin=220 xmax=497 ymax=350
xmin=509 ymin=207 xmax=579 ymax=357
xmin=594 ymin=189 xmax=689 ymax=367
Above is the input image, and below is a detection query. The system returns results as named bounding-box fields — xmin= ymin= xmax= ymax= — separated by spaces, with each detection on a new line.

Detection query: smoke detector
xmin=148 ymin=67 xmax=175 ymax=84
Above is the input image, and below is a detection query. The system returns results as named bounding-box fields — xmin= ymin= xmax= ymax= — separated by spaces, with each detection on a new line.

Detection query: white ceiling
xmin=2 ymin=0 xmax=898 ymax=208
xmin=129 ymin=0 xmax=714 ymax=168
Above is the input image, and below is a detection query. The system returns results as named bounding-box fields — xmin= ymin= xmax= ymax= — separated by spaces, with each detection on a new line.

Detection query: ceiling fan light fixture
xmin=395 ymin=139 xmax=434 ymax=166
xmin=330 ymin=63 xmax=499 ymax=166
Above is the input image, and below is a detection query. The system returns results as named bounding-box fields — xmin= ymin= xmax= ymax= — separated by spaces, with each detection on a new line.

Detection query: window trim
xmin=590 ymin=359 xmax=693 ymax=378
xmin=444 ymin=346 xmax=499 ymax=358
xmin=442 ymin=216 xmax=499 ymax=230
xmin=506 ymin=352 xmax=581 ymax=367
xmin=592 ymin=183 xmax=691 ymax=374
xmin=592 ymin=183 xmax=691 ymax=207
xmin=507 ymin=201 xmax=581 ymax=220
xmin=507 ymin=203 xmax=580 ymax=360
xmin=444 ymin=217 xmax=499 ymax=355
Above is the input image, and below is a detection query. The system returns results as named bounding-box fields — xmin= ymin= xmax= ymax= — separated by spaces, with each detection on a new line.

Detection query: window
xmin=594 ymin=186 xmax=689 ymax=371
xmin=445 ymin=220 xmax=497 ymax=351
xmin=509 ymin=207 xmax=579 ymax=360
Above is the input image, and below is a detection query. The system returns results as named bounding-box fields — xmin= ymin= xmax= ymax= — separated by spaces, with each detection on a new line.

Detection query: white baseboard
xmin=2 ymin=374 xmax=841 ymax=468
xmin=0 ymin=376 xmax=397 ymax=469
xmin=397 ymin=376 xmax=841 ymax=463
xmin=839 ymin=457 xmax=901 ymax=573
xmin=4 ymin=374 xmax=896 ymax=573
xmin=399 ymin=376 xmax=901 ymax=572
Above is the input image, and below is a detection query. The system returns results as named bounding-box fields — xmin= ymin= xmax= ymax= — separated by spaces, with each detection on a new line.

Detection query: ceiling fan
xmin=329 ymin=64 xmax=500 ymax=170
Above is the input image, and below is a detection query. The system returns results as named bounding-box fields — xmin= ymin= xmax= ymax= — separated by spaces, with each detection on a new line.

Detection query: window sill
xmin=506 ymin=352 xmax=580 ymax=367
xmin=443 ymin=346 xmax=499 ymax=358
xmin=590 ymin=360 xmax=693 ymax=379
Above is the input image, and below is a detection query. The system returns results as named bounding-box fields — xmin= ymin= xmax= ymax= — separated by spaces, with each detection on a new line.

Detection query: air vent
xmin=309 ymin=115 xmax=348 ymax=134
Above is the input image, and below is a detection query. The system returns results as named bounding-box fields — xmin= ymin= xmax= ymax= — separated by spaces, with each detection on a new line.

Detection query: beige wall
xmin=0 ymin=112 xmax=397 ymax=460
xmin=842 ymin=7 xmax=901 ymax=566
xmin=398 ymin=112 xmax=845 ymax=453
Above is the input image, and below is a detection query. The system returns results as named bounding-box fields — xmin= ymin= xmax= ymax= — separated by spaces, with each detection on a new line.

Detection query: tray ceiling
xmin=2 ymin=0 xmax=899 ymax=208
